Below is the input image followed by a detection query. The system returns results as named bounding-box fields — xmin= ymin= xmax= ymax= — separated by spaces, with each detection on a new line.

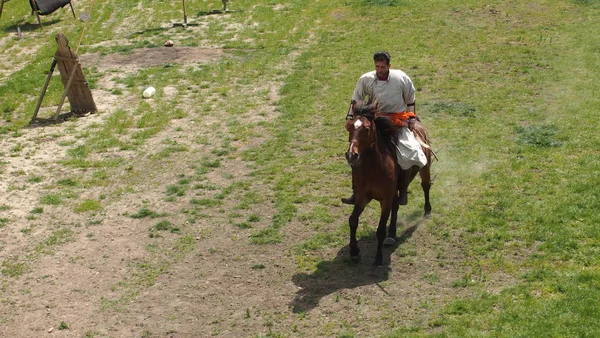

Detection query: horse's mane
xmin=354 ymin=101 xmax=399 ymax=157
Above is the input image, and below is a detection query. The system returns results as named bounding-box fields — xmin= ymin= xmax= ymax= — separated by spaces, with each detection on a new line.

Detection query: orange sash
xmin=375 ymin=112 xmax=416 ymax=128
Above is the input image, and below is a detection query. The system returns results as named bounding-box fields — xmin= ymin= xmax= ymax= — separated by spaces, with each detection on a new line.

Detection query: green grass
xmin=1 ymin=258 xmax=28 ymax=278
xmin=1 ymin=0 xmax=600 ymax=336
xmin=73 ymin=199 xmax=102 ymax=213
xmin=129 ymin=207 xmax=165 ymax=219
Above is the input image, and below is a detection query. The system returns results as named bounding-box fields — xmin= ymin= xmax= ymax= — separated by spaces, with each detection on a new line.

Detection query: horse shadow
xmin=290 ymin=213 xmax=425 ymax=313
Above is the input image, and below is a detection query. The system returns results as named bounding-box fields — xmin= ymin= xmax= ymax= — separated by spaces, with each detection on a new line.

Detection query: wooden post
xmin=0 ymin=0 xmax=6 ymax=20
xmin=182 ymin=0 xmax=187 ymax=24
xmin=30 ymin=58 xmax=57 ymax=123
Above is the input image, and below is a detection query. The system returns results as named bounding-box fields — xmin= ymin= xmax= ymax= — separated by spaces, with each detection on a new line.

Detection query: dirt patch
xmin=79 ymin=47 xmax=227 ymax=71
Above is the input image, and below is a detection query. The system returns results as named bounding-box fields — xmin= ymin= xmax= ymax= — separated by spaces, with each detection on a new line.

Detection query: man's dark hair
xmin=373 ymin=51 xmax=391 ymax=64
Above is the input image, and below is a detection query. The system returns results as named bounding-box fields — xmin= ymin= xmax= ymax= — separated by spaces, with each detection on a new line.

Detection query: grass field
xmin=1 ymin=0 xmax=600 ymax=337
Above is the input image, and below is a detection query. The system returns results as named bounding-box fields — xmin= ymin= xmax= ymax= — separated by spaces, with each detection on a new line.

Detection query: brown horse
xmin=344 ymin=101 xmax=433 ymax=265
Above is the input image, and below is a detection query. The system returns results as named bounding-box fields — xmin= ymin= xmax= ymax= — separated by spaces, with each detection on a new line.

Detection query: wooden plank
xmin=54 ymin=32 xmax=96 ymax=116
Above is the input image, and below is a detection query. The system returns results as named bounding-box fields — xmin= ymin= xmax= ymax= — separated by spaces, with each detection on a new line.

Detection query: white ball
xmin=143 ymin=86 xmax=156 ymax=98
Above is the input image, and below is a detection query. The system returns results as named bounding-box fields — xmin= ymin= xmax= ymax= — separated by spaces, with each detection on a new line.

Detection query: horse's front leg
xmin=349 ymin=203 xmax=366 ymax=261
xmin=375 ymin=200 xmax=392 ymax=266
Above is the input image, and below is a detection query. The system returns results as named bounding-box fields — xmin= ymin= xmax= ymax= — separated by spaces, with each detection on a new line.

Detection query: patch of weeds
xmin=0 ymin=218 xmax=9 ymax=228
xmin=151 ymin=143 xmax=189 ymax=160
xmin=166 ymin=184 xmax=186 ymax=197
xmin=451 ymin=273 xmax=481 ymax=288
xmin=1 ymin=258 xmax=28 ymax=277
xmin=35 ymin=229 xmax=74 ymax=254
xmin=251 ymin=264 xmax=265 ymax=270
xmin=8 ymin=184 xmax=26 ymax=191
xmin=149 ymin=221 xmax=180 ymax=237
xmin=396 ymin=243 xmax=418 ymax=257
xmin=58 ymin=321 xmax=69 ymax=330
xmin=234 ymin=222 xmax=252 ymax=229
xmin=27 ymin=176 xmax=43 ymax=183
xmin=195 ymin=135 xmax=210 ymax=145
xmin=10 ymin=143 xmax=23 ymax=154
xmin=129 ymin=207 xmax=165 ymax=219
xmin=190 ymin=198 xmax=222 ymax=207
xmin=236 ymin=191 xmax=262 ymax=209
xmin=201 ymin=158 xmax=221 ymax=168
xmin=88 ymin=219 xmax=103 ymax=225
xmin=296 ymin=232 xmax=343 ymax=253
xmin=67 ymin=144 xmax=90 ymax=159
xmin=57 ymin=178 xmax=79 ymax=187
xmin=212 ymin=148 xmax=230 ymax=156
xmin=74 ymin=199 xmax=102 ymax=213
xmin=248 ymin=214 xmax=261 ymax=222
xmin=83 ymin=331 xmax=101 ymax=338
xmin=0 ymin=204 xmax=10 ymax=211
xmin=422 ymin=272 xmax=440 ymax=285
xmin=359 ymin=0 xmax=405 ymax=6
xmin=251 ymin=226 xmax=282 ymax=244
xmin=156 ymin=220 xmax=177 ymax=231
xmin=40 ymin=194 xmax=62 ymax=205
xmin=516 ymin=124 xmax=562 ymax=147
xmin=423 ymin=100 xmax=477 ymax=117
xmin=21 ymin=227 xmax=32 ymax=235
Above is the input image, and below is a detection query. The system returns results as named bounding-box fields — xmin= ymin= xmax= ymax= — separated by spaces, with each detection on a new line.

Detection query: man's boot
xmin=398 ymin=166 xmax=415 ymax=206
xmin=398 ymin=187 xmax=408 ymax=205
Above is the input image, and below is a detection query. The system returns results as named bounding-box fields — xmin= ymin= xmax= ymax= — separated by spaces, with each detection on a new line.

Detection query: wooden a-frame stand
xmin=31 ymin=33 xmax=96 ymax=123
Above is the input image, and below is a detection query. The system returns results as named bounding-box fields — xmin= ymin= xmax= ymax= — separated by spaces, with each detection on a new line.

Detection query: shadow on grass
xmin=194 ymin=9 xmax=241 ymax=17
xmin=27 ymin=111 xmax=95 ymax=128
xmin=290 ymin=214 xmax=427 ymax=313
xmin=2 ymin=19 xmax=60 ymax=33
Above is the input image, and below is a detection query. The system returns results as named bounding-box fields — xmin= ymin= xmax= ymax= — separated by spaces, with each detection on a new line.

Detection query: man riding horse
xmin=343 ymin=51 xmax=427 ymax=206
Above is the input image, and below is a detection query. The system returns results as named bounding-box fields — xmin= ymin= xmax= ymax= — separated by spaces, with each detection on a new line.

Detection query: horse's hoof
xmin=383 ymin=237 xmax=396 ymax=246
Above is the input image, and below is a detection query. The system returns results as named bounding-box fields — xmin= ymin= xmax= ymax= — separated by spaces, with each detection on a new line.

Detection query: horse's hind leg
xmin=384 ymin=194 xmax=399 ymax=246
xmin=420 ymin=165 xmax=432 ymax=217
xmin=375 ymin=201 xmax=392 ymax=266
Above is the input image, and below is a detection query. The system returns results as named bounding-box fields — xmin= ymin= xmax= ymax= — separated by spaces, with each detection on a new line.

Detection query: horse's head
xmin=345 ymin=101 xmax=379 ymax=168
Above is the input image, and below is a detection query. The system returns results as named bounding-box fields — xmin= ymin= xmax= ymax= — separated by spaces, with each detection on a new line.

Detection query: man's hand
xmin=407 ymin=117 xmax=416 ymax=131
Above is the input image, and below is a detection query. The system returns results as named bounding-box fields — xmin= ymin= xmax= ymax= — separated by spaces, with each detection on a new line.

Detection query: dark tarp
xmin=29 ymin=0 xmax=71 ymax=15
